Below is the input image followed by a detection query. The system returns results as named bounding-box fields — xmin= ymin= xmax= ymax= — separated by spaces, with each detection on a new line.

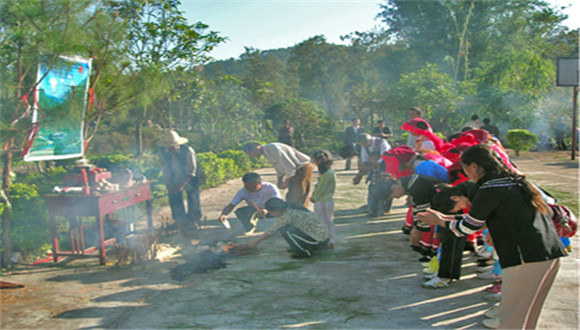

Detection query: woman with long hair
xmin=418 ymin=144 xmax=565 ymax=329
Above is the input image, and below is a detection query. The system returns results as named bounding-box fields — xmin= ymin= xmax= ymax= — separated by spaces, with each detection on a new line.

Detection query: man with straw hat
xmin=157 ymin=130 xmax=202 ymax=232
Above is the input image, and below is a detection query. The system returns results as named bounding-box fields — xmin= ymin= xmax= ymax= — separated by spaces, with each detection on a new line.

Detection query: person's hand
xmin=218 ymin=214 xmax=227 ymax=222
xmin=353 ymin=174 xmax=362 ymax=185
xmin=485 ymin=232 xmax=494 ymax=247
xmin=409 ymin=227 xmax=421 ymax=246
xmin=279 ymin=178 xmax=289 ymax=189
xmin=416 ymin=210 xmax=441 ymax=226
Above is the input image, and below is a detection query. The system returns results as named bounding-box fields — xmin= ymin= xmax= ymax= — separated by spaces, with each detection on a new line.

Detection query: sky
xmin=179 ymin=0 xmax=579 ymax=62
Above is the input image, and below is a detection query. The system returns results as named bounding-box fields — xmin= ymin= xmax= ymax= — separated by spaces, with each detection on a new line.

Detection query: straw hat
xmin=157 ymin=130 xmax=188 ymax=147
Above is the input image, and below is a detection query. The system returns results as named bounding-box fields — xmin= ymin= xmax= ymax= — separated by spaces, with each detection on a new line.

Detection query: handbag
xmin=550 ymin=204 xmax=577 ymax=237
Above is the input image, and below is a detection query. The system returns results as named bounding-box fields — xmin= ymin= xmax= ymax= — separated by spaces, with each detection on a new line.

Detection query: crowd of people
xmin=156 ymin=108 xmax=574 ymax=329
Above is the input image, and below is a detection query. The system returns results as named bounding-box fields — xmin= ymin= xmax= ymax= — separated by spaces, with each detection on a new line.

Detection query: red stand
xmin=45 ymin=182 xmax=153 ymax=265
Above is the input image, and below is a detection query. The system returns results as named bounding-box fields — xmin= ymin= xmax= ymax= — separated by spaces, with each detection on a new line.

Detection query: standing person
xmin=481 ymin=118 xmax=500 ymax=139
xmin=402 ymin=118 xmax=444 ymax=153
xmin=310 ymin=150 xmax=336 ymax=249
xmin=218 ymin=172 xmax=281 ymax=233
xmin=407 ymin=107 xmax=430 ymax=147
xmin=371 ymin=119 xmax=393 ymax=140
xmin=461 ymin=114 xmax=483 ymax=131
xmin=353 ymin=133 xmax=392 ymax=217
xmin=418 ymin=144 xmax=565 ymax=329
xmin=278 ymin=119 xmax=295 ymax=147
xmin=423 ymin=181 xmax=479 ymax=288
xmin=343 ymin=118 xmax=364 ymax=170
xmin=240 ymin=198 xmax=329 ymax=258
xmin=157 ymin=130 xmax=202 ymax=232
xmin=553 ymin=119 xmax=567 ymax=150
xmin=242 ymin=142 xmax=313 ymax=208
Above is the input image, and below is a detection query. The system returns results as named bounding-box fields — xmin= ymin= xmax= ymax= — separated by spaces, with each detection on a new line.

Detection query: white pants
xmin=314 ymin=199 xmax=335 ymax=244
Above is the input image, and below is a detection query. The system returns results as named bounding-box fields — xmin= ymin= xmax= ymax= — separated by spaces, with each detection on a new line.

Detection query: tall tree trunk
xmin=135 ymin=103 xmax=148 ymax=156
xmin=2 ymin=142 xmax=13 ymax=268
xmin=136 ymin=121 xmax=143 ymax=157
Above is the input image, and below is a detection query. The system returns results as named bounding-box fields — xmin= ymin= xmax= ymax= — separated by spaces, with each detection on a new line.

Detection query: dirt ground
xmin=1 ymin=150 xmax=578 ymax=329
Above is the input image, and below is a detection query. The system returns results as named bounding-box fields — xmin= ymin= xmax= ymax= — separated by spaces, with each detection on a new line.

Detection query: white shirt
xmin=229 ymin=182 xmax=281 ymax=209
xmin=360 ymin=137 xmax=391 ymax=162
xmin=262 ymin=143 xmax=310 ymax=180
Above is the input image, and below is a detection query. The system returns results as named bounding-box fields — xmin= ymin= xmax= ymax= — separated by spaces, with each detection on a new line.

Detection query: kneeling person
xmin=242 ymin=198 xmax=329 ymax=258
xmin=218 ymin=173 xmax=281 ymax=232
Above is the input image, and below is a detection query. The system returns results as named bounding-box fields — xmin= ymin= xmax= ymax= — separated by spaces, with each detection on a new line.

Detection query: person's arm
xmin=219 ymin=203 xmax=236 ymax=222
xmin=245 ymin=231 xmax=273 ymax=248
xmin=278 ymin=176 xmax=289 ymax=189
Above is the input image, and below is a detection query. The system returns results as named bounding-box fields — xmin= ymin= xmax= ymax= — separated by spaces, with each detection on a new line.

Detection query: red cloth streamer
xmin=20 ymin=90 xmax=44 ymax=157
xmin=88 ymin=88 xmax=95 ymax=112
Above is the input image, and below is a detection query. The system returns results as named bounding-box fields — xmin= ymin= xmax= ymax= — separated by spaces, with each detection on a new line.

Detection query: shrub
xmin=507 ymin=129 xmax=538 ymax=156
xmin=6 ymin=183 xmax=50 ymax=260
xmin=197 ymin=152 xmax=235 ymax=187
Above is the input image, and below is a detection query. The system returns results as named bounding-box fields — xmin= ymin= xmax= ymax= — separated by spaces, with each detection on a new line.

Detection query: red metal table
xmin=45 ymin=182 xmax=153 ymax=265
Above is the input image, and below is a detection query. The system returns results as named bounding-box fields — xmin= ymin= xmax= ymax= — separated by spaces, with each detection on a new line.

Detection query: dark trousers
xmin=368 ymin=180 xmax=393 ymax=216
xmin=234 ymin=206 xmax=257 ymax=232
xmin=168 ymin=185 xmax=201 ymax=227
xmin=437 ymin=225 xmax=466 ymax=280
xmin=279 ymin=225 xmax=328 ymax=257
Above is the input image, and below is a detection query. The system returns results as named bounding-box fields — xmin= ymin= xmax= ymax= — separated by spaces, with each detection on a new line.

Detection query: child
xmin=310 ymin=150 xmax=336 ymax=249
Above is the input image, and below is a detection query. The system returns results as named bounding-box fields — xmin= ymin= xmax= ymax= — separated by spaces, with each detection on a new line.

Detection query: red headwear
xmin=401 ymin=118 xmax=445 ymax=153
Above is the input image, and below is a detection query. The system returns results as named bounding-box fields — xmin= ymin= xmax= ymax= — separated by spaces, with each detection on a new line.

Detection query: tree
xmin=288 ymin=36 xmax=350 ymax=118
xmin=115 ymin=0 xmax=224 ymax=155
xmin=395 ymin=63 xmax=474 ymax=133
xmin=264 ymin=98 xmax=333 ymax=149
xmin=240 ymin=47 xmax=296 ymax=110
xmin=0 ymin=0 xmax=125 ymax=267
xmin=191 ymin=76 xmax=266 ymax=152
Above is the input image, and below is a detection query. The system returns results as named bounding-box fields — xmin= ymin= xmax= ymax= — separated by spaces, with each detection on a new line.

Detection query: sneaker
xmin=423 ymin=276 xmax=451 ymax=288
xmin=476 ymin=250 xmax=493 ymax=258
xmin=482 ymin=318 xmax=499 ymax=329
xmin=424 ymin=273 xmax=437 ymax=280
xmin=477 ymin=257 xmax=494 ymax=264
xmin=477 ymin=265 xmax=494 ymax=273
xmin=423 ymin=267 xmax=437 ymax=275
xmin=484 ymin=306 xmax=499 ymax=319
xmin=484 ymin=282 xmax=502 ymax=293
xmin=484 ymin=292 xmax=502 ymax=301
xmin=402 ymin=226 xmax=411 ymax=235
xmin=422 ymin=257 xmax=439 ymax=274
xmin=477 ymin=271 xmax=501 ymax=280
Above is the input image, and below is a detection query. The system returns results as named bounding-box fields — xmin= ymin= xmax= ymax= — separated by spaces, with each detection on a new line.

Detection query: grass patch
xmin=548 ymin=188 xmax=579 ymax=215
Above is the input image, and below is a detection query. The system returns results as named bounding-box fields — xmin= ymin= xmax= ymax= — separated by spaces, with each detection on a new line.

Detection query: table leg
xmin=146 ymin=199 xmax=153 ymax=232
xmin=98 ymin=214 xmax=106 ymax=265
xmin=50 ymin=214 xmax=59 ymax=263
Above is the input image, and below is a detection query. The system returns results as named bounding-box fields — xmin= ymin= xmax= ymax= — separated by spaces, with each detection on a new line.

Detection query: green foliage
xmin=196 ymin=152 xmax=233 ymax=187
xmin=265 ymin=98 xmax=334 ymax=149
xmin=6 ymin=183 xmax=49 ymax=258
xmin=506 ymin=129 xmax=538 ymax=156
xmin=396 ymin=63 xmax=475 ymax=133
xmin=218 ymin=150 xmax=254 ymax=177
xmin=190 ymin=76 xmax=270 ymax=152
